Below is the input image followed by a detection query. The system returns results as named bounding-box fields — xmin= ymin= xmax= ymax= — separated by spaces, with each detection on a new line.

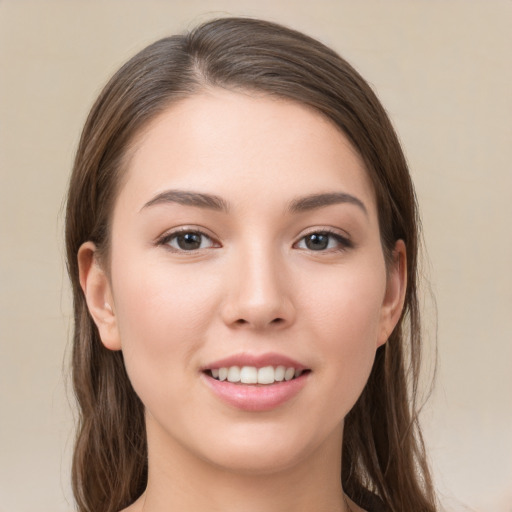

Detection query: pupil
xmin=306 ymin=233 xmax=328 ymax=250
xmin=178 ymin=233 xmax=201 ymax=250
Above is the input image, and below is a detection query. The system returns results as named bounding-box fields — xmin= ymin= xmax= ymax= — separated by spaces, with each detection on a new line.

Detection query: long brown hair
xmin=66 ymin=17 xmax=437 ymax=512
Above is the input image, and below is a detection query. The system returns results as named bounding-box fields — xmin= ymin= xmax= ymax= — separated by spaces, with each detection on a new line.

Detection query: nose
xmin=221 ymin=244 xmax=296 ymax=330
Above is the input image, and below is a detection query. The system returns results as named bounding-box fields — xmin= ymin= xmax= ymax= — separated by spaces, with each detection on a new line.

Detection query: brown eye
xmin=164 ymin=231 xmax=216 ymax=251
xmin=295 ymin=231 xmax=352 ymax=252
xmin=303 ymin=233 xmax=330 ymax=250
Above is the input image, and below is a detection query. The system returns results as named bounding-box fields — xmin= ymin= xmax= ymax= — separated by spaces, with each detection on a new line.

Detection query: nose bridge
xmin=223 ymin=237 xmax=294 ymax=329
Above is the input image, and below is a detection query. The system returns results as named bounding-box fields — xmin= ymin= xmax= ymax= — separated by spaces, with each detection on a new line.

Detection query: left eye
xmin=164 ymin=231 xmax=216 ymax=251
xmin=295 ymin=232 xmax=350 ymax=251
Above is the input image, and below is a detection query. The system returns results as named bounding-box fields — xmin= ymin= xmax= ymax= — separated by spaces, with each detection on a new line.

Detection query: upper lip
xmin=201 ymin=352 xmax=308 ymax=371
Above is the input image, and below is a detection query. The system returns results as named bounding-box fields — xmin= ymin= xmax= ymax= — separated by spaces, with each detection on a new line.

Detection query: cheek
xmin=113 ymin=256 xmax=219 ymax=339
xmin=110 ymin=258 xmax=220 ymax=397
xmin=300 ymin=260 xmax=386 ymax=398
xmin=300 ymin=258 xmax=386 ymax=341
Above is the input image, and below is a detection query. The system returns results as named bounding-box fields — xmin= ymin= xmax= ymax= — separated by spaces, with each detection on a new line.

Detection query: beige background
xmin=0 ymin=1 xmax=511 ymax=511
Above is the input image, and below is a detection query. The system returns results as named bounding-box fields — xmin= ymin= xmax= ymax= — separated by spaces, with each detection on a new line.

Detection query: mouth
xmin=201 ymin=353 xmax=311 ymax=411
xmin=204 ymin=365 xmax=311 ymax=385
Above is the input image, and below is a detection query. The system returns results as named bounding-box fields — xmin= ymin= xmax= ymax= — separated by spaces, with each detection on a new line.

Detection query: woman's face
xmin=82 ymin=88 xmax=405 ymax=475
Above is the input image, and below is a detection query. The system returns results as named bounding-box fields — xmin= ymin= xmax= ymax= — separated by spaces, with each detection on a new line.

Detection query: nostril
xmin=232 ymin=317 xmax=285 ymax=327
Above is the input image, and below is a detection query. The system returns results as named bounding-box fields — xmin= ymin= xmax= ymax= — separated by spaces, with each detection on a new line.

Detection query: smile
xmin=202 ymin=359 xmax=311 ymax=411
xmin=207 ymin=365 xmax=305 ymax=385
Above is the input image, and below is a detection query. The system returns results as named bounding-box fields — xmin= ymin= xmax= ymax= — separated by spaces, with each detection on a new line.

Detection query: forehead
xmin=117 ymin=88 xmax=377 ymax=217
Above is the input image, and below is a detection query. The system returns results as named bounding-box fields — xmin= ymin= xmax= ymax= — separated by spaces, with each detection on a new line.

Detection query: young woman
xmin=66 ymin=17 xmax=437 ymax=512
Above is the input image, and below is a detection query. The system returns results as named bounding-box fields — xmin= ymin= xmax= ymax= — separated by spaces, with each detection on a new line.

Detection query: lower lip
xmin=202 ymin=372 xmax=309 ymax=412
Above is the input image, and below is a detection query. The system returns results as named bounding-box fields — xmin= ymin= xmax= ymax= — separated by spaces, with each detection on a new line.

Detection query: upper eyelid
xmin=156 ymin=226 xmax=218 ymax=243
xmin=296 ymin=226 xmax=351 ymax=241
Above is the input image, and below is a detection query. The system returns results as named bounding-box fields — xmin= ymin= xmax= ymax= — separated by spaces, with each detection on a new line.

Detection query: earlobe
xmin=78 ymin=241 xmax=121 ymax=351
xmin=377 ymin=240 xmax=407 ymax=347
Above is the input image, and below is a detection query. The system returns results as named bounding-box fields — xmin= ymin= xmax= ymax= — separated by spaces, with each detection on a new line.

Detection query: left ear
xmin=377 ymin=239 xmax=407 ymax=347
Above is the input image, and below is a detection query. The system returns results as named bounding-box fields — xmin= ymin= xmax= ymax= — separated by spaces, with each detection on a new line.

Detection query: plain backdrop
xmin=0 ymin=1 xmax=511 ymax=511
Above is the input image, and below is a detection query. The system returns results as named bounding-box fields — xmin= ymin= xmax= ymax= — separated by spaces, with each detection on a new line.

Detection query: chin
xmin=190 ymin=419 xmax=342 ymax=477
xmin=203 ymin=443 xmax=312 ymax=476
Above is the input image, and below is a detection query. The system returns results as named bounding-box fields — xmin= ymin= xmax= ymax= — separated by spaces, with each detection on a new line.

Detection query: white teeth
xmin=209 ymin=365 xmax=306 ymax=384
xmin=240 ymin=366 xmax=258 ymax=384
xmin=257 ymin=366 xmax=275 ymax=384
xmin=284 ymin=367 xmax=295 ymax=381
xmin=274 ymin=365 xmax=285 ymax=381
xmin=227 ymin=366 xmax=241 ymax=383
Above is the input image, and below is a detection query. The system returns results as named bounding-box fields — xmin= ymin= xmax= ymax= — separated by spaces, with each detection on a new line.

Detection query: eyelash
xmin=156 ymin=228 xmax=218 ymax=252
xmin=293 ymin=229 xmax=353 ymax=252
xmin=156 ymin=228 xmax=353 ymax=253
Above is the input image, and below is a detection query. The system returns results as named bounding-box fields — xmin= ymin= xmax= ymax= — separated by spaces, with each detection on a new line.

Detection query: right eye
xmin=159 ymin=230 xmax=218 ymax=251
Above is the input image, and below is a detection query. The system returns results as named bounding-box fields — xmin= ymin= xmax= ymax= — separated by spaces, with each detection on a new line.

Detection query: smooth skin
xmin=79 ymin=89 xmax=406 ymax=512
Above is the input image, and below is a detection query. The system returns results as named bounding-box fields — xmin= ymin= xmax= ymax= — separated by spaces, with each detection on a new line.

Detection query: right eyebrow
xmin=140 ymin=190 xmax=230 ymax=213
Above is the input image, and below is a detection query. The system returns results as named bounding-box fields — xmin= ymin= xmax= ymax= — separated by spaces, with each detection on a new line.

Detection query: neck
xmin=135 ymin=417 xmax=350 ymax=512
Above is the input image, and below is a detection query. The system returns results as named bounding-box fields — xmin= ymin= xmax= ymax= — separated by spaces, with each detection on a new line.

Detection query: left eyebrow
xmin=287 ymin=192 xmax=368 ymax=216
